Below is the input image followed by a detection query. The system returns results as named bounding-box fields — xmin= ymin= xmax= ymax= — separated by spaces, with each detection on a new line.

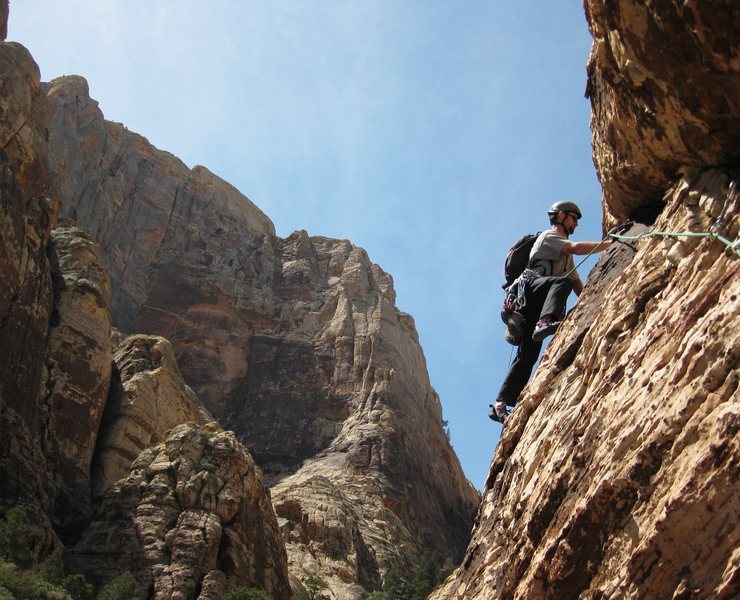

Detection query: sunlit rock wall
xmin=442 ymin=1 xmax=739 ymax=598
xmin=585 ymin=0 xmax=740 ymax=225
xmin=43 ymin=73 xmax=478 ymax=597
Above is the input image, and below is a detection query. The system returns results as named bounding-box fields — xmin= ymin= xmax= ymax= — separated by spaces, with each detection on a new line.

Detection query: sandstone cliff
xmin=0 ymin=37 xmax=295 ymax=598
xmin=68 ymin=423 xmax=293 ymax=600
xmin=585 ymin=0 xmax=739 ymax=224
xmin=92 ymin=331 xmax=215 ymax=497
xmin=442 ymin=2 xmax=739 ymax=599
xmin=42 ymin=73 xmax=479 ymax=596
xmin=1 ymin=12 xmax=479 ymax=597
xmin=0 ymin=38 xmax=59 ymax=558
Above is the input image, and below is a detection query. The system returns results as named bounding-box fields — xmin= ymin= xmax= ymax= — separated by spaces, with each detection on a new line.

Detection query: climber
xmin=490 ymin=200 xmax=611 ymax=425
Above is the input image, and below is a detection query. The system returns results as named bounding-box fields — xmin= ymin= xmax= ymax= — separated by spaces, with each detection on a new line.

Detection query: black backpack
xmin=503 ymin=232 xmax=540 ymax=288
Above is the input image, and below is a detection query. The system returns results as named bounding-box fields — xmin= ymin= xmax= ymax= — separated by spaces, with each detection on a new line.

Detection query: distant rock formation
xmin=92 ymin=331 xmax=215 ymax=497
xmin=67 ymin=424 xmax=293 ymax=600
xmin=43 ymin=74 xmax=479 ymax=595
xmin=1 ymin=15 xmax=479 ymax=598
xmin=443 ymin=3 xmax=739 ymax=599
xmin=0 ymin=0 xmax=7 ymax=41
xmin=42 ymin=224 xmax=112 ymax=540
xmin=0 ymin=39 xmax=60 ymax=558
xmin=10 ymin=2 xmax=733 ymax=599
xmin=0 ymin=38 xmax=299 ymax=599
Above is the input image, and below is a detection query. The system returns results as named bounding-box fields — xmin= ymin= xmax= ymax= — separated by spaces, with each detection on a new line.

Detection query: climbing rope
xmin=605 ymin=178 xmax=740 ymax=259
xmin=563 ymin=229 xmax=618 ymax=280
xmin=563 ymin=220 xmax=740 ymax=280
xmin=608 ymin=229 xmax=740 ymax=259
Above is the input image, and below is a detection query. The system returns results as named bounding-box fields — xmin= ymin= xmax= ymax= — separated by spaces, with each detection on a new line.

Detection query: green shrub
xmin=0 ymin=585 xmax=14 ymax=599
xmin=0 ymin=508 xmax=95 ymax=600
xmin=294 ymin=576 xmax=329 ymax=600
xmin=63 ymin=573 xmax=94 ymax=600
xmin=225 ymin=586 xmax=272 ymax=600
xmin=0 ymin=557 xmax=72 ymax=599
xmin=0 ymin=506 xmax=35 ymax=568
xmin=36 ymin=549 xmax=66 ymax=585
xmin=374 ymin=552 xmax=446 ymax=600
xmin=381 ymin=568 xmax=410 ymax=600
xmin=96 ymin=572 xmax=141 ymax=600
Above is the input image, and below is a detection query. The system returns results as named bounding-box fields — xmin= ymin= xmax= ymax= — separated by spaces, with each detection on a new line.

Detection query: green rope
xmin=609 ymin=230 xmax=740 ymax=259
xmin=562 ymin=225 xmax=739 ymax=280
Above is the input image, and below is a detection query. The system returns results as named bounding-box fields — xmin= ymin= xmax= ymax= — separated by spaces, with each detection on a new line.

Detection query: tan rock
xmin=92 ymin=332 xmax=215 ymax=496
xmin=68 ymin=424 xmax=293 ymax=600
xmin=197 ymin=570 xmax=227 ymax=600
xmin=36 ymin=224 xmax=113 ymax=537
xmin=446 ymin=5 xmax=740 ymax=595
xmin=45 ymin=77 xmax=480 ymax=596
xmin=273 ymin=475 xmax=383 ymax=598
xmin=446 ymin=172 xmax=739 ymax=599
xmin=427 ymin=568 xmax=459 ymax=600
xmin=584 ymin=1 xmax=740 ymax=224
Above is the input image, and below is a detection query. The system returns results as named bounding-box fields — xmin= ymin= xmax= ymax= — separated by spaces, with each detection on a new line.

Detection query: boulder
xmin=92 ymin=332 xmax=215 ymax=497
xmin=67 ymin=424 xmax=293 ymax=600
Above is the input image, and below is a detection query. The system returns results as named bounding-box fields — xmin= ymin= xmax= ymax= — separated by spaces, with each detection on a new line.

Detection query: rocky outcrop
xmin=448 ymin=172 xmax=738 ymax=599
xmin=0 ymin=40 xmax=297 ymax=599
xmin=0 ymin=1 xmax=7 ymax=42
xmin=0 ymin=41 xmax=57 ymax=431
xmin=585 ymin=0 xmax=740 ymax=224
xmin=40 ymin=223 xmax=112 ymax=540
xmin=7 ymin=1 xmax=737 ymax=597
xmin=92 ymin=332 xmax=215 ymax=497
xmin=44 ymin=73 xmax=276 ymax=401
xmin=445 ymin=2 xmax=740 ymax=599
xmin=67 ymin=424 xmax=293 ymax=600
xmin=44 ymin=76 xmax=479 ymax=594
xmin=0 ymin=39 xmax=60 ymax=557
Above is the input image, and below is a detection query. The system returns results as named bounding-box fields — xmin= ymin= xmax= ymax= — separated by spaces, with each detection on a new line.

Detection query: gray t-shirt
xmin=529 ymin=230 xmax=578 ymax=280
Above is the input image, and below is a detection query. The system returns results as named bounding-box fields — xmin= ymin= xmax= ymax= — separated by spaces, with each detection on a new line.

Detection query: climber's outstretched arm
xmin=562 ymin=240 xmax=612 ymax=255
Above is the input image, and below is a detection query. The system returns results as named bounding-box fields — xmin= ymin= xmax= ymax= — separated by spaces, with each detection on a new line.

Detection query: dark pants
xmin=495 ymin=276 xmax=573 ymax=406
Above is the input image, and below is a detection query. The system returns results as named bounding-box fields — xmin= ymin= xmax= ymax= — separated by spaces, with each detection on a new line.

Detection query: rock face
xmin=41 ymin=223 xmax=112 ymax=539
xmin=448 ymin=172 xmax=739 ymax=599
xmin=585 ymin=0 xmax=740 ymax=224
xmin=0 ymin=1 xmax=7 ymax=42
xmin=0 ymin=40 xmax=299 ymax=599
xmin=44 ymin=76 xmax=479 ymax=594
xmin=444 ymin=2 xmax=740 ymax=599
xmin=68 ymin=424 xmax=293 ymax=600
xmin=0 ymin=41 xmax=57 ymax=432
xmin=92 ymin=332 xmax=216 ymax=497
xmin=0 ymin=39 xmax=60 ymax=557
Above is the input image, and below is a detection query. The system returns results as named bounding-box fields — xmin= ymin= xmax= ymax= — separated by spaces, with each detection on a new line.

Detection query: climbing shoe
xmin=488 ymin=403 xmax=511 ymax=425
xmin=501 ymin=310 xmax=525 ymax=346
xmin=532 ymin=318 xmax=561 ymax=342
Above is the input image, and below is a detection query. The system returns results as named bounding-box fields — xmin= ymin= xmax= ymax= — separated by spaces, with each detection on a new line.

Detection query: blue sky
xmin=10 ymin=1 xmax=604 ymax=490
